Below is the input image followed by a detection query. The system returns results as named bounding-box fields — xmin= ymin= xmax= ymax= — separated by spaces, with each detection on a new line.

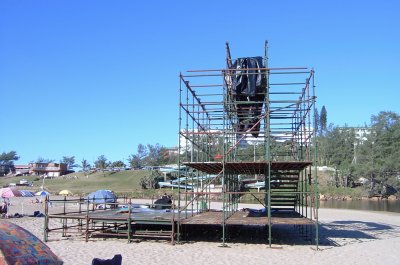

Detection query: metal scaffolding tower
xmin=177 ymin=41 xmax=318 ymax=247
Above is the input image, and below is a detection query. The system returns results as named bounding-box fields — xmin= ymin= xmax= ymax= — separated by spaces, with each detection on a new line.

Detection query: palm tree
xmin=80 ymin=159 xmax=91 ymax=176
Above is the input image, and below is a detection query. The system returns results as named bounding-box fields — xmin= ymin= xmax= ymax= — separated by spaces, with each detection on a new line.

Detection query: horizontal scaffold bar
xmin=270 ymin=71 xmax=310 ymax=75
xmin=190 ymin=84 xmax=224 ymax=87
xmin=270 ymin=82 xmax=306 ymax=86
xmin=186 ymin=67 xmax=308 ymax=72
xmin=269 ymin=92 xmax=303 ymax=94
xmin=182 ymin=71 xmax=311 ymax=78
xmin=181 ymin=191 xmax=269 ymax=195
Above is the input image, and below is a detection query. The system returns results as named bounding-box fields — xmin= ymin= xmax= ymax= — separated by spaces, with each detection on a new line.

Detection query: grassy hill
xmin=0 ymin=170 xmax=166 ymax=197
xmin=0 ymin=169 xmax=369 ymax=199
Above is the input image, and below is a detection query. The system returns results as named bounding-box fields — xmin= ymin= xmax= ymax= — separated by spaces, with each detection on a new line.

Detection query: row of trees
xmin=87 ymin=144 xmax=177 ymax=173
xmin=1 ymin=143 xmax=177 ymax=176
xmin=316 ymin=108 xmax=400 ymax=193
xmin=127 ymin=144 xmax=177 ymax=169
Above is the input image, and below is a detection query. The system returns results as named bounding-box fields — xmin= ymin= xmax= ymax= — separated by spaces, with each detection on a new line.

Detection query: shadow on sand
xmin=317 ymin=220 xmax=400 ymax=247
xmin=180 ymin=220 xmax=400 ymax=247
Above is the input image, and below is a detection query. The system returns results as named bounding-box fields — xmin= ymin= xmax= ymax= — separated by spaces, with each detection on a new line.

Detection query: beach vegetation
xmin=317 ymin=110 xmax=400 ymax=197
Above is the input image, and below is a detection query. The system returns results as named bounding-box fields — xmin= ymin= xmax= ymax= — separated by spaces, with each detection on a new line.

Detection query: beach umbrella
xmin=58 ymin=190 xmax=73 ymax=196
xmin=19 ymin=190 xmax=35 ymax=197
xmin=87 ymin=190 xmax=116 ymax=204
xmin=35 ymin=190 xmax=51 ymax=196
xmin=0 ymin=188 xmax=22 ymax=198
xmin=0 ymin=220 xmax=63 ymax=264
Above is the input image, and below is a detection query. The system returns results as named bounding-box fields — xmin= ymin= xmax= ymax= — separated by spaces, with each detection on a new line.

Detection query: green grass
xmin=0 ymin=169 xmax=369 ymax=199
xmin=0 ymin=170 xmax=165 ymax=197
xmin=319 ymin=186 xmax=366 ymax=198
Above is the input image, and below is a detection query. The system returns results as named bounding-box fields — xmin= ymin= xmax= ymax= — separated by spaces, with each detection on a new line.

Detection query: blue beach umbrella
xmin=35 ymin=190 xmax=51 ymax=196
xmin=87 ymin=190 xmax=116 ymax=204
xmin=19 ymin=190 xmax=35 ymax=197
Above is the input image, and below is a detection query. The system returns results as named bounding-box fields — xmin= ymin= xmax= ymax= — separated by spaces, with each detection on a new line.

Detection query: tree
xmin=80 ymin=159 xmax=91 ymax=174
xmin=320 ymin=105 xmax=327 ymax=135
xmin=144 ymin=143 xmax=170 ymax=166
xmin=127 ymin=154 xmax=142 ymax=169
xmin=140 ymin=170 xmax=162 ymax=189
xmin=143 ymin=144 xmax=161 ymax=166
xmin=316 ymin=125 xmax=356 ymax=187
xmin=160 ymin=146 xmax=178 ymax=165
xmin=0 ymin=151 xmax=19 ymax=175
xmin=127 ymin=144 xmax=148 ymax=169
xmin=110 ymin=160 xmax=126 ymax=168
xmin=316 ymin=106 xmax=330 ymax=166
xmin=357 ymin=111 xmax=400 ymax=190
xmin=137 ymin=144 xmax=148 ymax=160
xmin=61 ymin=156 xmax=77 ymax=170
xmin=94 ymin=155 xmax=108 ymax=172
xmin=128 ymin=143 xmax=177 ymax=168
xmin=0 ymin=151 xmax=19 ymax=166
xmin=324 ymin=126 xmax=355 ymax=167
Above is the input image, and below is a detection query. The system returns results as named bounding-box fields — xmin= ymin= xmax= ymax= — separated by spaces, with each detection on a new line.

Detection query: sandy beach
xmin=3 ymin=197 xmax=400 ymax=265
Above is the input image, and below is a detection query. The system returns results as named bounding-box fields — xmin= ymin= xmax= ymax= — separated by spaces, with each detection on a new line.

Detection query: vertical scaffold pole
xmin=62 ymin=196 xmax=66 ymax=237
xmin=172 ymin=197 xmax=176 ymax=245
xmin=85 ymin=198 xmax=90 ymax=242
xmin=312 ymin=69 xmax=319 ymax=249
xmin=177 ymin=73 xmax=182 ymax=243
xmin=221 ymin=74 xmax=227 ymax=247
xmin=264 ymin=40 xmax=272 ymax=247
xmin=43 ymin=195 xmax=49 ymax=242
xmin=127 ymin=198 xmax=132 ymax=243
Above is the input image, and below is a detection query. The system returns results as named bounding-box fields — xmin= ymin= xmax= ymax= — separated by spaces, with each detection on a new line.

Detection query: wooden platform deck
xmin=183 ymin=161 xmax=312 ymax=175
xmin=48 ymin=208 xmax=314 ymax=226
xmin=48 ymin=209 xmax=177 ymax=223
xmin=181 ymin=210 xmax=314 ymax=226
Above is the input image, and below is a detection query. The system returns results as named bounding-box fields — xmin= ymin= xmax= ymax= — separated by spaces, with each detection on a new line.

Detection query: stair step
xmin=271 ymin=195 xmax=297 ymax=198
xmin=278 ymin=181 xmax=298 ymax=183
xmin=271 ymin=207 xmax=296 ymax=211
xmin=270 ymin=203 xmax=296 ymax=206
xmin=133 ymin=230 xmax=172 ymax=238
xmin=271 ymin=172 xmax=301 ymax=176
xmin=271 ymin=177 xmax=299 ymax=181
xmin=271 ymin=180 xmax=299 ymax=183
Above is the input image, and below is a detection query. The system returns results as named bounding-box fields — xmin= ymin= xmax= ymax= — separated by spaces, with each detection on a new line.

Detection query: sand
xmin=3 ymin=196 xmax=400 ymax=265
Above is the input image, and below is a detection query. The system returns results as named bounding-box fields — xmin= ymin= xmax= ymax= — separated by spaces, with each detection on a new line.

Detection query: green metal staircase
xmin=269 ymin=172 xmax=299 ymax=210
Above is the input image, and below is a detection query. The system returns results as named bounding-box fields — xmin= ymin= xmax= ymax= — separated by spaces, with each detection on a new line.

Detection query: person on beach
xmin=0 ymin=200 xmax=8 ymax=217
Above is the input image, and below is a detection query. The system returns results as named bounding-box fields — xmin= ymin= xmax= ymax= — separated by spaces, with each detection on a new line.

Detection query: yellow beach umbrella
xmin=59 ymin=190 xmax=72 ymax=196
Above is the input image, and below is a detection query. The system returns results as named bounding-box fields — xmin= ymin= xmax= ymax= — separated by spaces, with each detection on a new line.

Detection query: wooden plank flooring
xmin=181 ymin=210 xmax=314 ymax=226
xmin=49 ymin=208 xmax=314 ymax=226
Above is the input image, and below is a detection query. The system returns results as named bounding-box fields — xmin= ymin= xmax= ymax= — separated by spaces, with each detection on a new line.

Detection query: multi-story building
xmin=14 ymin=165 xmax=30 ymax=176
xmin=29 ymin=162 xmax=68 ymax=177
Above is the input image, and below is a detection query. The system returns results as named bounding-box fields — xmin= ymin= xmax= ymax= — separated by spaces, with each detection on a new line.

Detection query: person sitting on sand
xmin=0 ymin=201 xmax=8 ymax=217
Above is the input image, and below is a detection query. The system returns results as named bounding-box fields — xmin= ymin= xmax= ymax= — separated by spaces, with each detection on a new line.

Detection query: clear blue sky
xmin=1 ymin=1 xmax=399 ymax=165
